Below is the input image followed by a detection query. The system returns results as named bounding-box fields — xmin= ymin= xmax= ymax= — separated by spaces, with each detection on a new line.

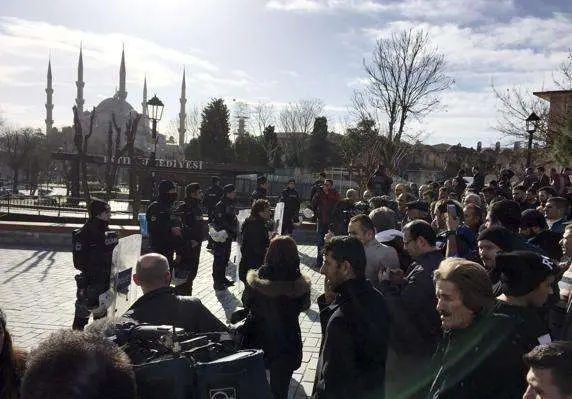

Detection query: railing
xmin=0 ymin=195 xmax=150 ymax=219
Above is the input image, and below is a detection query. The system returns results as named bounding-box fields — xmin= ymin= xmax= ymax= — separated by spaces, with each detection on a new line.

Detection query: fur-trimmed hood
xmin=246 ymin=269 xmax=311 ymax=298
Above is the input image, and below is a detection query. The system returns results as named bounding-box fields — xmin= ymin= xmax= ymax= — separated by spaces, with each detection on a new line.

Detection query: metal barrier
xmin=0 ymin=195 xmax=150 ymax=219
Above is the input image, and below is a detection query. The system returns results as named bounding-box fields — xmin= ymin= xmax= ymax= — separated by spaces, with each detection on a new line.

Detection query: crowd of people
xmin=2 ymin=164 xmax=572 ymax=399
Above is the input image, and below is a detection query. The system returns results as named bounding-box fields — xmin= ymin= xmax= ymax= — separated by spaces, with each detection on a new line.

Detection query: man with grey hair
xmin=332 ymin=188 xmax=359 ymax=235
xmin=120 ymin=253 xmax=227 ymax=332
xmin=463 ymin=193 xmax=482 ymax=207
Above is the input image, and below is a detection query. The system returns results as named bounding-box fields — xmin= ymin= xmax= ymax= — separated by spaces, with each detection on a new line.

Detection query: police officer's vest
xmin=72 ymin=228 xmax=118 ymax=272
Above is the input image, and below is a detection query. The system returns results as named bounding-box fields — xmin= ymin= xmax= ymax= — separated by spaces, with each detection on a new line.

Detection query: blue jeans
xmin=316 ymin=223 xmax=328 ymax=266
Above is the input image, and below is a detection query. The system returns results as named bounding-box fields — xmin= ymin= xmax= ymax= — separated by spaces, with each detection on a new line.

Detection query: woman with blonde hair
xmin=1 ymin=308 xmax=27 ymax=399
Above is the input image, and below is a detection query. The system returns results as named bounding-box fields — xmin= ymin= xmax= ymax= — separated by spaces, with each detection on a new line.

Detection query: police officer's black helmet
xmin=158 ymin=180 xmax=175 ymax=194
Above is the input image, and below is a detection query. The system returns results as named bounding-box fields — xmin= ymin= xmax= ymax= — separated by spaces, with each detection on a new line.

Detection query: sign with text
xmin=110 ymin=156 xmax=204 ymax=170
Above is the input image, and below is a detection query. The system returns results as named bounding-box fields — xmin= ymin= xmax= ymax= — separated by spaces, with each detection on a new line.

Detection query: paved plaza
xmin=0 ymin=240 xmax=324 ymax=399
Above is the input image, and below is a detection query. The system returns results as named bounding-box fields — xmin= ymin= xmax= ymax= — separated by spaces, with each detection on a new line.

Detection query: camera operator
xmin=120 ymin=253 xmax=228 ymax=333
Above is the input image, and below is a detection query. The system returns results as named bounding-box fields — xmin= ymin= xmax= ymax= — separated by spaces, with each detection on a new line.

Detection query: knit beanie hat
xmin=477 ymin=226 xmax=514 ymax=251
xmin=88 ymin=198 xmax=109 ymax=218
xmin=496 ymin=251 xmax=556 ymax=296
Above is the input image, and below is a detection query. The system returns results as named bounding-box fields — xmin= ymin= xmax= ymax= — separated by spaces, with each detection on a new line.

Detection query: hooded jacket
xmin=243 ymin=268 xmax=311 ymax=369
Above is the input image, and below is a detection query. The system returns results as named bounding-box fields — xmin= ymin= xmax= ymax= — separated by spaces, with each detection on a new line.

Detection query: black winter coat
xmin=146 ymin=199 xmax=178 ymax=254
xmin=212 ymin=197 xmax=239 ymax=240
xmin=173 ymin=198 xmax=204 ymax=254
xmin=243 ymin=269 xmax=311 ymax=369
xmin=239 ymin=217 xmax=270 ymax=281
xmin=428 ymin=312 xmax=525 ymax=399
xmin=379 ymin=250 xmax=443 ymax=357
xmin=72 ymin=218 xmax=117 ymax=283
xmin=313 ymin=279 xmax=390 ymax=399
xmin=280 ymin=188 xmax=301 ymax=219
xmin=121 ymin=287 xmax=228 ymax=333
xmin=204 ymin=185 xmax=223 ymax=216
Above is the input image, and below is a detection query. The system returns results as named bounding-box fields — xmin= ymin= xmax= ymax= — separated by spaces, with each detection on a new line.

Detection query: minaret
xmin=142 ymin=75 xmax=148 ymax=117
xmin=45 ymin=59 xmax=54 ymax=133
xmin=75 ymin=44 xmax=85 ymax=113
xmin=178 ymin=68 xmax=187 ymax=148
xmin=118 ymin=46 xmax=127 ymax=100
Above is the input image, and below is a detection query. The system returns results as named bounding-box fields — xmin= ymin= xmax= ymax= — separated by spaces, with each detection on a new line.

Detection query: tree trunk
xmin=12 ymin=168 xmax=18 ymax=194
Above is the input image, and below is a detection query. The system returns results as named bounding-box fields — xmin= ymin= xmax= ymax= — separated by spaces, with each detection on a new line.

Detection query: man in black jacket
xmin=367 ymin=164 xmax=393 ymax=196
xmin=520 ymin=209 xmax=563 ymax=261
xmin=121 ymin=253 xmax=227 ymax=332
xmin=251 ymin=175 xmax=269 ymax=203
xmin=380 ymin=220 xmax=443 ymax=398
xmin=280 ymin=178 xmax=301 ymax=235
xmin=146 ymin=180 xmax=182 ymax=269
xmin=204 ymin=176 xmax=223 ymax=250
xmin=429 ymin=258 xmax=525 ymax=398
xmin=72 ymin=199 xmax=118 ymax=330
xmin=211 ymin=184 xmax=239 ymax=290
xmin=313 ymin=236 xmax=390 ymax=399
xmin=172 ymin=183 xmax=204 ymax=295
xmin=471 ymin=165 xmax=485 ymax=193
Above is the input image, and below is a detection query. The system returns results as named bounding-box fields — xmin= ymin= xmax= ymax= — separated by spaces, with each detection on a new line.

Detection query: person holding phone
xmin=438 ymin=200 xmax=478 ymax=259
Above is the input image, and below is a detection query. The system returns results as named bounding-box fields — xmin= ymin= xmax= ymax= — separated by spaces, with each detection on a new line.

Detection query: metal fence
xmin=0 ymin=195 xmax=147 ymax=219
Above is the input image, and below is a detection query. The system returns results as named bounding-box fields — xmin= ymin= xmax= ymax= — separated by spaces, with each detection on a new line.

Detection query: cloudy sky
xmin=1 ymin=0 xmax=571 ymax=146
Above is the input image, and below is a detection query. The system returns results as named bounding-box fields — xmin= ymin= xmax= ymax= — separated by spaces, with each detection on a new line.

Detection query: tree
xmin=0 ymin=127 xmax=43 ymax=193
xmin=199 ymin=99 xmax=232 ymax=162
xmin=251 ymin=102 xmax=275 ymax=135
xmin=233 ymin=133 xmax=267 ymax=165
xmin=278 ymin=99 xmax=324 ymax=134
xmin=73 ymin=106 xmax=95 ymax=203
xmin=167 ymin=103 xmax=203 ymax=144
xmin=492 ymin=85 xmax=550 ymax=143
xmin=305 ymin=117 xmax=329 ymax=171
xmin=493 ymin=51 xmax=572 ymax=145
xmin=259 ymin=125 xmax=282 ymax=168
xmin=359 ymin=28 xmax=453 ymax=145
xmin=553 ymin=116 xmax=572 ymax=167
xmin=185 ymin=137 xmax=201 ymax=159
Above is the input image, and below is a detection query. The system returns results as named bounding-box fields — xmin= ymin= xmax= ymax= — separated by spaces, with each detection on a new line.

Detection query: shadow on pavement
xmin=214 ymin=289 xmax=243 ymax=323
xmin=3 ymin=250 xmax=57 ymax=284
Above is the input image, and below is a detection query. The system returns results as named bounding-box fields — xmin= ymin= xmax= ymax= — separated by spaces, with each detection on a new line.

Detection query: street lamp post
xmin=146 ymin=94 xmax=164 ymax=161
xmin=525 ymin=112 xmax=540 ymax=168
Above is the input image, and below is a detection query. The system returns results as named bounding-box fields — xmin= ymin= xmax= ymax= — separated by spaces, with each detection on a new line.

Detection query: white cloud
xmin=279 ymin=69 xmax=300 ymax=77
xmin=266 ymin=0 xmax=514 ymax=21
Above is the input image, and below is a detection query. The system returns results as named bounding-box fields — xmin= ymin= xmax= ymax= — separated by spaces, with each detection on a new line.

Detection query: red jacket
xmin=311 ymin=189 xmax=341 ymax=228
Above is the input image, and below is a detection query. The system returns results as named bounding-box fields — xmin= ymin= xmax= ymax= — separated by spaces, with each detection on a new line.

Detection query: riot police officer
xmin=204 ymin=176 xmax=223 ymax=250
xmin=280 ymin=178 xmax=301 ymax=235
xmin=146 ymin=180 xmax=181 ymax=270
xmin=172 ymin=183 xmax=204 ymax=295
xmin=72 ymin=199 xmax=117 ymax=330
xmin=251 ymin=175 xmax=269 ymax=203
xmin=211 ymin=184 xmax=238 ymax=290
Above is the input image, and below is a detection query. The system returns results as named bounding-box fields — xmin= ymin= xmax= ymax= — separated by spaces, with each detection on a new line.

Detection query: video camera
xmin=111 ymin=323 xmax=272 ymax=399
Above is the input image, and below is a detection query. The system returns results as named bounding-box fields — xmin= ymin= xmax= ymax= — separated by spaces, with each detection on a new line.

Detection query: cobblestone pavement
xmin=0 ymin=240 xmax=323 ymax=399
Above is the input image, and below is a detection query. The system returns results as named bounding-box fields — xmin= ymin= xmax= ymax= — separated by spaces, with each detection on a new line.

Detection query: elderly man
xmin=120 ymin=253 xmax=227 ymax=332
xmin=428 ymin=258 xmax=525 ymax=398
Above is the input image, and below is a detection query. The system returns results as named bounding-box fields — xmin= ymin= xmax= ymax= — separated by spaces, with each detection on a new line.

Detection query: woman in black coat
xmin=239 ymin=199 xmax=271 ymax=283
xmin=243 ymin=236 xmax=311 ymax=399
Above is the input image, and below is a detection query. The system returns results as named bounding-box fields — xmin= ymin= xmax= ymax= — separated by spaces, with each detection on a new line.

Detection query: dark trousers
xmin=174 ymin=244 xmax=201 ymax=295
xmin=73 ymin=275 xmax=108 ymax=330
xmin=268 ymin=360 xmax=294 ymax=399
xmin=212 ymin=239 xmax=232 ymax=283
xmin=316 ymin=223 xmax=328 ymax=266
xmin=152 ymin=246 xmax=175 ymax=273
xmin=281 ymin=217 xmax=294 ymax=235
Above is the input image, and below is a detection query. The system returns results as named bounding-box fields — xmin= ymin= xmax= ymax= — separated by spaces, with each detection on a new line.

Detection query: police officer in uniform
xmin=146 ymin=180 xmax=182 ymax=270
xmin=172 ymin=183 xmax=204 ymax=295
xmin=72 ymin=199 xmax=117 ymax=330
xmin=251 ymin=175 xmax=269 ymax=203
xmin=204 ymin=176 xmax=224 ymax=250
xmin=212 ymin=184 xmax=238 ymax=290
xmin=280 ymin=178 xmax=301 ymax=235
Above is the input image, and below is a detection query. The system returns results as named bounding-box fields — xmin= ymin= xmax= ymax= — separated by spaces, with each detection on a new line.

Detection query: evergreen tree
xmin=199 ymin=98 xmax=232 ymax=162
xmin=306 ymin=116 xmax=329 ymax=171
xmin=553 ymin=116 xmax=572 ymax=167
xmin=185 ymin=137 xmax=201 ymax=159
xmin=233 ymin=132 xmax=267 ymax=165
xmin=260 ymin=125 xmax=282 ymax=168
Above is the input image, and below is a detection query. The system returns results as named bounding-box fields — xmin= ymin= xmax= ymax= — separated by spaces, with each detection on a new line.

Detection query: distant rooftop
xmin=533 ymin=90 xmax=572 ymax=101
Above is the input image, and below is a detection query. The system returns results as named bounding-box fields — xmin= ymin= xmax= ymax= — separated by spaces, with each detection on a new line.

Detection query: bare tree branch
xmin=251 ymin=102 xmax=275 ymax=135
